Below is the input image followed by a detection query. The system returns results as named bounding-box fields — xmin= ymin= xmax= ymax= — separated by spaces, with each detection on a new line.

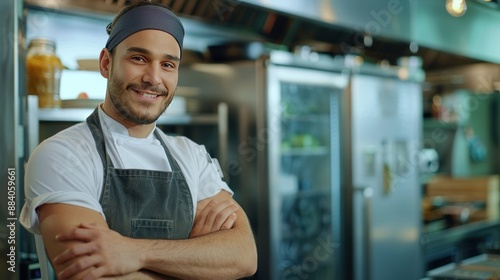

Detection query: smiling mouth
xmin=134 ymin=89 xmax=164 ymax=99
xmin=141 ymin=92 xmax=159 ymax=98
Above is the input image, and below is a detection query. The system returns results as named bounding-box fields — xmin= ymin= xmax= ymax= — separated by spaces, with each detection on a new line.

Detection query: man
xmin=20 ymin=2 xmax=257 ymax=279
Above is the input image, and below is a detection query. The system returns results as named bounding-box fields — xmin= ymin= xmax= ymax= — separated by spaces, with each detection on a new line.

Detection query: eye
xmin=161 ymin=62 xmax=176 ymax=69
xmin=131 ymin=56 xmax=146 ymax=62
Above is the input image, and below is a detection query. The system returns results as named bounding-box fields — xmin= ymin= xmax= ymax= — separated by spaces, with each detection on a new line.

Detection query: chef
xmin=20 ymin=1 xmax=257 ymax=279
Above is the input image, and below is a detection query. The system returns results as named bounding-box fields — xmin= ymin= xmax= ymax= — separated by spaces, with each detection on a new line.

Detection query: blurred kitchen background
xmin=2 ymin=0 xmax=500 ymax=279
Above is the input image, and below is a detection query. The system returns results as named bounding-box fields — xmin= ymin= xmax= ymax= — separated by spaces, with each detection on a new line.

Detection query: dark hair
xmin=106 ymin=1 xmax=171 ymax=35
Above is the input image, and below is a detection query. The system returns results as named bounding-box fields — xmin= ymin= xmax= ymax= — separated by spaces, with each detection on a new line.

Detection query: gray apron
xmin=86 ymin=108 xmax=194 ymax=239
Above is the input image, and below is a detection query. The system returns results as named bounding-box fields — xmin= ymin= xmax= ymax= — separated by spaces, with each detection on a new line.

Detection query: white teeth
xmin=141 ymin=92 xmax=158 ymax=98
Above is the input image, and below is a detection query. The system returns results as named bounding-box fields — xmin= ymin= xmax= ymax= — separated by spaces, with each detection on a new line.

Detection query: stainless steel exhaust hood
xmin=240 ymin=0 xmax=412 ymax=42
xmin=241 ymin=0 xmax=500 ymax=66
xmin=24 ymin=0 xmax=500 ymax=70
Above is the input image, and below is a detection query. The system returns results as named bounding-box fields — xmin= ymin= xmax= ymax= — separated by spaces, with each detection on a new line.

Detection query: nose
xmin=142 ymin=64 xmax=162 ymax=86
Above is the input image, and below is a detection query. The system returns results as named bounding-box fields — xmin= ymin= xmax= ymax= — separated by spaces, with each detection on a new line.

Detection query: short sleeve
xmin=19 ymin=125 xmax=104 ymax=234
xmin=195 ymin=145 xmax=234 ymax=201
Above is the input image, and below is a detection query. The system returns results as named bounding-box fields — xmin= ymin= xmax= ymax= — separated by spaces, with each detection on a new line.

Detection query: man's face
xmin=102 ymin=29 xmax=181 ymax=125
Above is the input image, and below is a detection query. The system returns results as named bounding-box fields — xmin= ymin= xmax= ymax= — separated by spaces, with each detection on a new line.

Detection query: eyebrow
xmin=126 ymin=47 xmax=181 ymax=61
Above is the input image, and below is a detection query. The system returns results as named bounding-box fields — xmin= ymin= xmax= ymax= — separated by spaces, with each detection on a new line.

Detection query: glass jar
xmin=26 ymin=38 xmax=63 ymax=108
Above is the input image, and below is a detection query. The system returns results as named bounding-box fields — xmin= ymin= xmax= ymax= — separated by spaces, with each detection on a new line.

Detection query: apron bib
xmin=86 ymin=108 xmax=193 ymax=239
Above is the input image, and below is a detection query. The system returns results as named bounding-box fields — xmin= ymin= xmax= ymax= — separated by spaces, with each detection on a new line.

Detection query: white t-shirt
xmin=20 ymin=106 xmax=232 ymax=235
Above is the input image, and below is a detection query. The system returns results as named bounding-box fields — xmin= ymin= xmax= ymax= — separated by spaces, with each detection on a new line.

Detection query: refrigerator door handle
xmin=353 ymin=187 xmax=374 ymax=280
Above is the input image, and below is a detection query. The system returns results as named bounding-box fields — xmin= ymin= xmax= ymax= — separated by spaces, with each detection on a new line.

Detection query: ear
xmin=99 ymin=48 xmax=111 ymax=78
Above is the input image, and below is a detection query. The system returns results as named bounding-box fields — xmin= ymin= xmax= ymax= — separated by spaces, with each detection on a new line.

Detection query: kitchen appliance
xmin=350 ymin=70 xmax=424 ymax=280
xmin=178 ymin=50 xmax=425 ymax=279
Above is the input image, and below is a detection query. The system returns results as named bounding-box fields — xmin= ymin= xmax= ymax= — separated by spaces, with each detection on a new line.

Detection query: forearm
xmin=115 ymin=269 xmax=178 ymax=280
xmin=42 ymin=193 xmax=257 ymax=279
xmin=38 ymin=204 xmax=109 ymax=280
xmin=139 ymin=212 xmax=257 ymax=279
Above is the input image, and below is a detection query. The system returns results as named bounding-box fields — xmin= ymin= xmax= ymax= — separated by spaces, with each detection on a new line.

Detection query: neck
xmin=124 ymin=123 xmax=155 ymax=138
xmin=100 ymin=101 xmax=155 ymax=138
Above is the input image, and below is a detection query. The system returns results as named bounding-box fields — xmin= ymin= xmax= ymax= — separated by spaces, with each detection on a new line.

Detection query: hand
xmin=53 ymin=223 xmax=143 ymax=280
xmin=190 ymin=197 xmax=239 ymax=238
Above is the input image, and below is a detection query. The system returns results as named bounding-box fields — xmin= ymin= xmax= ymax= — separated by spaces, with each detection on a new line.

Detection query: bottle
xmin=26 ymin=38 xmax=63 ymax=108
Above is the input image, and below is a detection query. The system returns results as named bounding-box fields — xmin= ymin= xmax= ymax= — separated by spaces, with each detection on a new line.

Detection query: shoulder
xmin=32 ymin=123 xmax=96 ymax=161
xmin=26 ymin=122 xmax=100 ymax=190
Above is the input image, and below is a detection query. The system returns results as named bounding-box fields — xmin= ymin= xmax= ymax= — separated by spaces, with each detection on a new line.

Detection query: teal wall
xmin=468 ymin=93 xmax=494 ymax=175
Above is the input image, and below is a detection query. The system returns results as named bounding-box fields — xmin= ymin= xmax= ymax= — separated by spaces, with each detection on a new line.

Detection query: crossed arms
xmin=38 ymin=190 xmax=257 ymax=280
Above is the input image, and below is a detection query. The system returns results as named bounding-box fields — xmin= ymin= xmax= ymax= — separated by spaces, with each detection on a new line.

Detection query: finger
xmin=53 ymin=243 xmax=96 ymax=265
xmin=195 ymin=201 xmax=231 ymax=235
xmin=195 ymin=200 xmax=225 ymax=228
xmin=211 ymin=204 xmax=239 ymax=231
xmin=203 ymin=200 xmax=236 ymax=229
xmin=56 ymin=227 xmax=96 ymax=242
xmin=192 ymin=200 xmax=232 ymax=235
xmin=190 ymin=222 xmax=209 ymax=237
xmin=191 ymin=199 xmax=239 ymax=237
xmin=82 ymin=266 xmax=108 ymax=280
xmin=58 ymin=256 xmax=101 ymax=280
xmin=80 ymin=222 xmax=105 ymax=230
xmin=190 ymin=210 xmax=211 ymax=236
xmin=210 ymin=202 xmax=239 ymax=229
xmin=221 ymin=212 xmax=237 ymax=230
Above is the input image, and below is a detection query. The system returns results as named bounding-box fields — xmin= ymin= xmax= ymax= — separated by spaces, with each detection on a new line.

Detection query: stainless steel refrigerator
xmin=349 ymin=72 xmax=424 ymax=280
xmin=180 ymin=50 xmax=424 ymax=280
xmin=264 ymin=58 xmax=349 ymax=280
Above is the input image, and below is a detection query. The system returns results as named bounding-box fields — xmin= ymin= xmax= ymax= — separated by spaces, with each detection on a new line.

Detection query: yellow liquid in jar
xmin=27 ymin=54 xmax=63 ymax=108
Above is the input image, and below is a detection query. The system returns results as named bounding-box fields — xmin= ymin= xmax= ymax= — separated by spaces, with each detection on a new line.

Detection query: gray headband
xmin=105 ymin=5 xmax=184 ymax=55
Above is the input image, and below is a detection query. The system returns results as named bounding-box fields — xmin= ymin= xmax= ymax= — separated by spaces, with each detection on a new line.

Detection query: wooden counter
xmin=425 ymin=175 xmax=499 ymax=222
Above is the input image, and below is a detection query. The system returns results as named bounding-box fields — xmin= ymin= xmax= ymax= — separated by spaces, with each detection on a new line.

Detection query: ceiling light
xmin=446 ymin=0 xmax=467 ymax=17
